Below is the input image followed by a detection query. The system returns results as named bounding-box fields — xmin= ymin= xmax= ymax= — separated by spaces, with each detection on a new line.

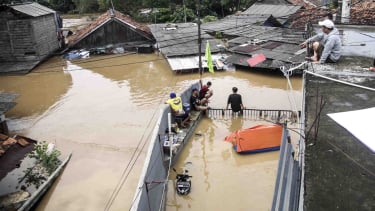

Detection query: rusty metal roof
xmin=9 ymin=2 xmax=55 ymax=17
xmin=69 ymin=9 xmax=153 ymax=48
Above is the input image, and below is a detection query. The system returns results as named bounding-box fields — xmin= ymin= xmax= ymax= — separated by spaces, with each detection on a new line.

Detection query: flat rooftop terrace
xmin=304 ymin=57 xmax=375 ymax=210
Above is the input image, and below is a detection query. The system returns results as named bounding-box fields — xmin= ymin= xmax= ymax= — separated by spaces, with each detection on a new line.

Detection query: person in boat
xmin=199 ymin=81 xmax=213 ymax=104
xmin=190 ymin=88 xmax=209 ymax=111
xmin=166 ymin=92 xmax=191 ymax=127
xmin=299 ymin=19 xmax=341 ymax=64
xmin=226 ymin=87 xmax=244 ymax=114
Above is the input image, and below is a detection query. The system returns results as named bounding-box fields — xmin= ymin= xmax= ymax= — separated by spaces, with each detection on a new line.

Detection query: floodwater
xmin=0 ymin=53 xmax=302 ymax=211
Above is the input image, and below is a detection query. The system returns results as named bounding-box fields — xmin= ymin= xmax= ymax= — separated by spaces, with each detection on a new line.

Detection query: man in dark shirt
xmin=226 ymin=87 xmax=244 ymax=113
xmin=190 ymin=88 xmax=209 ymax=111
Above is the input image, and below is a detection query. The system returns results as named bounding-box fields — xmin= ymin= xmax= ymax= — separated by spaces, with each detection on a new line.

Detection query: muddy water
xmin=0 ymin=53 xmax=302 ymax=211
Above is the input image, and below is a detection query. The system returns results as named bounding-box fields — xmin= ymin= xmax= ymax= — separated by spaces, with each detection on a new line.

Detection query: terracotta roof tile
xmin=69 ymin=9 xmax=153 ymax=47
xmin=289 ymin=8 xmax=335 ymax=29
xmin=289 ymin=0 xmax=375 ymax=28
xmin=350 ymin=1 xmax=375 ymax=25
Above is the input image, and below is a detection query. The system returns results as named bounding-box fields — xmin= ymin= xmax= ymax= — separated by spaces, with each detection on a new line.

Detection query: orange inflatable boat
xmin=224 ymin=124 xmax=283 ymax=153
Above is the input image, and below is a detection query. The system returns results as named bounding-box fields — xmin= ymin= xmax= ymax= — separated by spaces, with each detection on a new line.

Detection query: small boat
xmin=131 ymin=82 xmax=202 ymax=211
xmin=225 ymin=124 xmax=283 ymax=153
xmin=0 ymin=134 xmax=71 ymax=211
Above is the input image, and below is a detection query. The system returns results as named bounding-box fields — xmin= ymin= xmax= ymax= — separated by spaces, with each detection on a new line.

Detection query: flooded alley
xmin=0 ymin=53 xmax=302 ymax=210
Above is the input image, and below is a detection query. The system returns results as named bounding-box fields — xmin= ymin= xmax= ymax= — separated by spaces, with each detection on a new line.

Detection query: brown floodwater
xmin=0 ymin=53 xmax=302 ymax=211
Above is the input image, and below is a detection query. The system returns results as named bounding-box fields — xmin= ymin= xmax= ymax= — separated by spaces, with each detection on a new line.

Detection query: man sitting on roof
xmin=166 ymin=92 xmax=191 ymax=128
xmin=300 ymin=19 xmax=341 ymax=64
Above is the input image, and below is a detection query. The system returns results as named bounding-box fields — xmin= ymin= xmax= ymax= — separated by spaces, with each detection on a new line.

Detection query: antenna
xmin=110 ymin=0 xmax=115 ymax=11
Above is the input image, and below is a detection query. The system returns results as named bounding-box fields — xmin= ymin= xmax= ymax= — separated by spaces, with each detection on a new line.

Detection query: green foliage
xmin=215 ymin=31 xmax=223 ymax=39
xmin=203 ymin=15 xmax=218 ymax=23
xmin=29 ymin=142 xmax=61 ymax=174
xmin=72 ymin=0 xmax=99 ymax=13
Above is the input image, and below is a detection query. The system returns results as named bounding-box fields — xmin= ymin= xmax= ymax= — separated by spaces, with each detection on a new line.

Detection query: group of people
xmin=166 ymin=81 xmax=245 ymax=127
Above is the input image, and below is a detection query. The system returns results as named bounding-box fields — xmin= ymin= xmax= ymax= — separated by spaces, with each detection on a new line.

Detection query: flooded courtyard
xmin=0 ymin=53 xmax=302 ymax=210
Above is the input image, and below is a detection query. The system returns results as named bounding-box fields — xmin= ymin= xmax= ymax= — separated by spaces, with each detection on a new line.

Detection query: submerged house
xmin=68 ymin=9 xmax=154 ymax=53
xmin=0 ymin=2 xmax=61 ymax=73
xmin=200 ymin=2 xmax=307 ymax=73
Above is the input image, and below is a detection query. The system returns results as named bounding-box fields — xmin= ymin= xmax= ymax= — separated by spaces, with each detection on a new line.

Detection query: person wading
xmin=226 ymin=87 xmax=244 ymax=114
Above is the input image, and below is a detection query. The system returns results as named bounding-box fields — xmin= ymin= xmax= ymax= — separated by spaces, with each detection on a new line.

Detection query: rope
xmin=305 ymin=71 xmax=375 ymax=92
xmin=279 ymin=62 xmax=307 ymax=124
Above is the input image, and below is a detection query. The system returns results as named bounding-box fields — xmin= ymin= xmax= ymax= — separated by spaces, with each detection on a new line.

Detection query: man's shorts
xmin=317 ymin=43 xmax=335 ymax=63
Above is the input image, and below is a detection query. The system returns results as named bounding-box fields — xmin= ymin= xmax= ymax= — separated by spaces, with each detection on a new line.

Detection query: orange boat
xmin=224 ymin=124 xmax=283 ymax=153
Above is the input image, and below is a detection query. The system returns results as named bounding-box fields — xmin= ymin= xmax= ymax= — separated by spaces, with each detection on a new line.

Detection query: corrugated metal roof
xmin=150 ymin=23 xmax=221 ymax=57
xmin=0 ymin=93 xmax=18 ymax=115
xmin=242 ymin=3 xmax=302 ymax=19
xmin=10 ymin=2 xmax=55 ymax=17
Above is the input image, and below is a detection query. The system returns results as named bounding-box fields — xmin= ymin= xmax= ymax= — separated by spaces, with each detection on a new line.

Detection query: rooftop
xmin=304 ymin=57 xmax=375 ymax=210
xmin=150 ymin=23 xmax=221 ymax=57
xmin=0 ymin=93 xmax=18 ymax=116
xmin=69 ymin=9 xmax=153 ymax=48
xmin=1 ymin=2 xmax=55 ymax=17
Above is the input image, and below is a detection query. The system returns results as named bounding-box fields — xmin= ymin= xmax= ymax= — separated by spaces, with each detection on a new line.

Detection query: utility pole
xmin=183 ymin=0 xmax=187 ymax=23
xmin=341 ymin=0 xmax=350 ymax=23
xmin=336 ymin=0 xmax=342 ymax=24
xmin=198 ymin=0 xmax=202 ymax=76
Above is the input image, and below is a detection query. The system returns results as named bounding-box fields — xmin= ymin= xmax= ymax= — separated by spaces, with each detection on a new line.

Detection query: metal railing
xmin=207 ymin=108 xmax=300 ymax=122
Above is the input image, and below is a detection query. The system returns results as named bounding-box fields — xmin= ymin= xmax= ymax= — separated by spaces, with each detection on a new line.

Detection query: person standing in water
xmin=226 ymin=87 xmax=244 ymax=114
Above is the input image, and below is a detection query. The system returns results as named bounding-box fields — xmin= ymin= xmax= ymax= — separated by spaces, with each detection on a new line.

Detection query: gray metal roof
xmin=10 ymin=2 xmax=55 ymax=17
xmin=242 ymin=3 xmax=302 ymax=24
xmin=0 ymin=93 xmax=18 ymax=115
xmin=150 ymin=23 xmax=221 ymax=57
xmin=202 ymin=15 xmax=271 ymax=32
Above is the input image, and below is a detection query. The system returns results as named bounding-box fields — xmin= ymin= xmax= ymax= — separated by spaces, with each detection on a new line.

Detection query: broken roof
xmin=69 ymin=9 xmax=153 ymax=48
xmin=4 ymin=2 xmax=55 ymax=17
xmin=241 ymin=3 xmax=303 ymax=24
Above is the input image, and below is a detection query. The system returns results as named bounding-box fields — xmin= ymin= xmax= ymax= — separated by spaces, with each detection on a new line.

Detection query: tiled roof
xmin=350 ymin=1 xmax=375 ymax=25
xmin=289 ymin=0 xmax=375 ymax=28
xmin=289 ymin=8 xmax=335 ymax=29
xmin=69 ymin=9 xmax=153 ymax=47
